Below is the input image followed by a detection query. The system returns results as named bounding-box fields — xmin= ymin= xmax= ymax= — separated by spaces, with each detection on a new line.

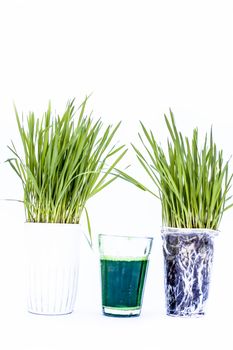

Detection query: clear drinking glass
xmin=99 ymin=234 xmax=153 ymax=317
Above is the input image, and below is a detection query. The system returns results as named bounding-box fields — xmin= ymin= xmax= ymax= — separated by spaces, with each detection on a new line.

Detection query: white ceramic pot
xmin=25 ymin=223 xmax=81 ymax=315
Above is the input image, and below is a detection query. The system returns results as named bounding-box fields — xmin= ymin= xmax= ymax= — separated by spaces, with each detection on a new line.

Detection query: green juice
xmin=100 ymin=257 xmax=149 ymax=316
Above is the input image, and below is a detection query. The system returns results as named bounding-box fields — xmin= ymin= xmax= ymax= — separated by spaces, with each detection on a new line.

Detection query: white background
xmin=0 ymin=0 xmax=233 ymax=349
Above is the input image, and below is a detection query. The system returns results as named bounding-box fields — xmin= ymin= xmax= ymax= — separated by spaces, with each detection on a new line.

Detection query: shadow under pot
xmin=161 ymin=227 xmax=218 ymax=317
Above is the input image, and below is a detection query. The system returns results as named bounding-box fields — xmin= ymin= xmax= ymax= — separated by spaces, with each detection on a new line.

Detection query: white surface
xmin=0 ymin=207 xmax=232 ymax=349
xmin=0 ymin=0 xmax=233 ymax=349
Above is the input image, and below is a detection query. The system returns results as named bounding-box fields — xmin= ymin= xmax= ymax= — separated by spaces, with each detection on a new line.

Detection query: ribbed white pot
xmin=25 ymin=223 xmax=81 ymax=315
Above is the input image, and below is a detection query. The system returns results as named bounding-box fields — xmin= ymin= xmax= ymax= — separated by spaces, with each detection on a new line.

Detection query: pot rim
xmin=24 ymin=222 xmax=83 ymax=235
xmin=161 ymin=226 xmax=219 ymax=236
xmin=24 ymin=222 xmax=81 ymax=226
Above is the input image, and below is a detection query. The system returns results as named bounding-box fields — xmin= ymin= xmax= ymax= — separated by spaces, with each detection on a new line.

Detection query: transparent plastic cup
xmin=99 ymin=234 xmax=153 ymax=317
xmin=161 ymin=227 xmax=218 ymax=317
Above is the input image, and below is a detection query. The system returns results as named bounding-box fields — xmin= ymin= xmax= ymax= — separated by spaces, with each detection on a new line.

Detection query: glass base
xmin=102 ymin=306 xmax=141 ymax=317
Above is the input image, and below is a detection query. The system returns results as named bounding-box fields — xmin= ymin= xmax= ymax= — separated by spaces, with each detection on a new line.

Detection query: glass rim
xmin=98 ymin=233 xmax=154 ymax=241
xmin=161 ymin=226 xmax=219 ymax=236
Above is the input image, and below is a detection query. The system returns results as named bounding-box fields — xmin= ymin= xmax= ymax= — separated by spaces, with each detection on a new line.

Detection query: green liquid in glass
xmin=100 ymin=258 xmax=149 ymax=316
